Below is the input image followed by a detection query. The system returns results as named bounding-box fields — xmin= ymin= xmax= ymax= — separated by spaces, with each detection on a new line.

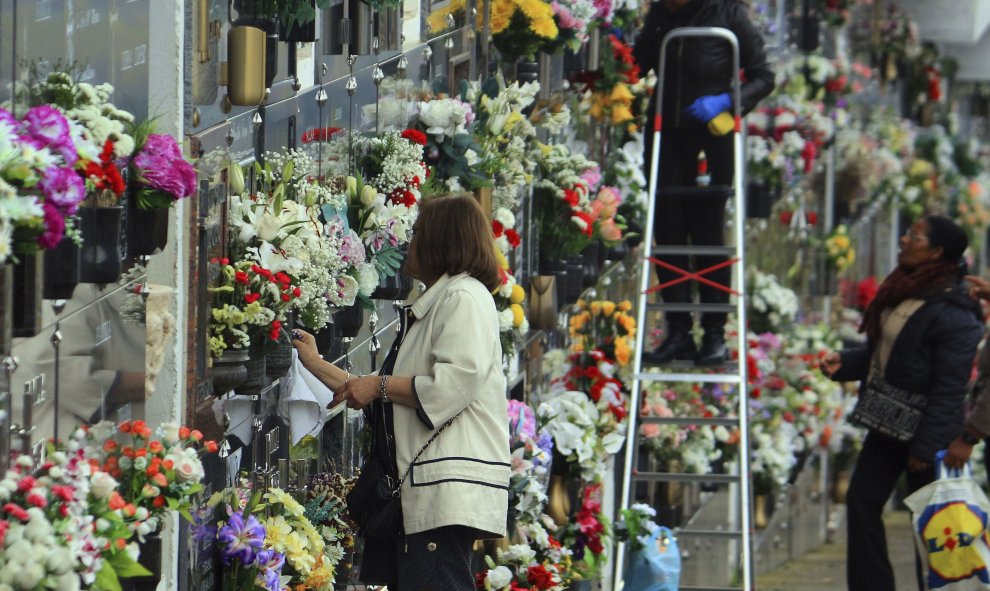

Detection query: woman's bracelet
xmin=379 ymin=375 xmax=391 ymax=403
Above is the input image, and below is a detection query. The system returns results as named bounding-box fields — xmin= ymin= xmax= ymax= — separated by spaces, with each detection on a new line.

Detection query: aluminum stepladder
xmin=614 ymin=27 xmax=753 ymax=591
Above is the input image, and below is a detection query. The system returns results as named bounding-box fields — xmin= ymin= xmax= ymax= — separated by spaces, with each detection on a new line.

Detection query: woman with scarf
xmin=822 ymin=215 xmax=983 ymax=591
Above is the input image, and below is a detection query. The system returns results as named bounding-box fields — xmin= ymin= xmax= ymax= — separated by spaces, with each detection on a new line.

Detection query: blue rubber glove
xmin=686 ymin=93 xmax=732 ymax=123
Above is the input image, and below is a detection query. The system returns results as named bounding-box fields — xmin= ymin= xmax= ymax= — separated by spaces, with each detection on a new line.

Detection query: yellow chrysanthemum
xmin=516 ymin=0 xmax=552 ymax=19
xmin=617 ymin=312 xmax=636 ymax=336
xmin=589 ymin=301 xmax=602 ymax=316
xmin=530 ymin=16 xmax=558 ymax=39
xmin=510 ymin=283 xmax=526 ymax=304
xmin=491 ymin=0 xmax=516 ymax=33
xmin=511 ymin=303 xmax=525 ymax=327
xmin=494 ymin=246 xmax=509 ymax=270
xmin=601 ymin=301 xmax=616 ymax=317
xmin=617 ymin=300 xmax=633 ymax=312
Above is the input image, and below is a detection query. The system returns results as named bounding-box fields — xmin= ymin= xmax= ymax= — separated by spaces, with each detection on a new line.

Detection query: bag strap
xmin=394 ymin=411 xmax=462 ymax=493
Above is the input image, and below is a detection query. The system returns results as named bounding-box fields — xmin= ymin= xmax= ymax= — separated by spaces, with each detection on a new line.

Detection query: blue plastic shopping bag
xmin=904 ymin=450 xmax=990 ymax=590
xmin=623 ymin=526 xmax=680 ymax=591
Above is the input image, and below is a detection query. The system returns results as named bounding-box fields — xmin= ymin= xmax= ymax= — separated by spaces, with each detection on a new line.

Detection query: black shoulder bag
xmin=346 ymin=406 xmax=459 ymax=538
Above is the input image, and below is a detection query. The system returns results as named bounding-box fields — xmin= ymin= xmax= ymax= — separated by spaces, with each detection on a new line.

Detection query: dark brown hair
xmin=412 ymin=193 xmax=502 ymax=291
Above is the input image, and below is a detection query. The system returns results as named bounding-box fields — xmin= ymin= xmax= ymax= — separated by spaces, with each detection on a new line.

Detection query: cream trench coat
xmin=392 ymin=272 xmax=510 ymax=538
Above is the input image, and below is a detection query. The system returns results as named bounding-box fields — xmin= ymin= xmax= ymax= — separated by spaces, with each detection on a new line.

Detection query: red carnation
xmin=506 ymin=229 xmax=521 ymax=248
xmin=244 ymin=293 xmax=261 ymax=304
xmin=401 ymin=129 xmax=428 ymax=146
xmin=492 ymin=220 xmax=504 ymax=237
xmin=527 ymin=565 xmax=555 ymax=590
xmin=235 ymin=271 xmax=250 ymax=284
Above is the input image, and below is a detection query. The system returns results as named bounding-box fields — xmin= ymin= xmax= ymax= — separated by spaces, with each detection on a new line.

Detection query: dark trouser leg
xmin=846 ymin=432 xmax=909 ymax=591
xmin=653 ymin=130 xmax=693 ymax=332
xmin=692 ymin=133 xmax=734 ymax=334
xmin=396 ymin=526 xmax=476 ymax=591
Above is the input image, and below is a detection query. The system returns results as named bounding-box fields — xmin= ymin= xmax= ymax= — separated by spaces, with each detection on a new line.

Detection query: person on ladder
xmin=633 ymin=0 xmax=774 ymax=364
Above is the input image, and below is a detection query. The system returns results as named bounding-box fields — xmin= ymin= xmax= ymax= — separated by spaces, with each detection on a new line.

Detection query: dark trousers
xmin=846 ymin=432 xmax=935 ymax=591
xmin=651 ymin=128 xmax=734 ymax=334
xmin=392 ymin=526 xmax=476 ymax=591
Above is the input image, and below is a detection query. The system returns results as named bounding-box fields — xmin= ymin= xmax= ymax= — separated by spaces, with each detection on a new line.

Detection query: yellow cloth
xmin=708 ymin=111 xmax=734 ymax=136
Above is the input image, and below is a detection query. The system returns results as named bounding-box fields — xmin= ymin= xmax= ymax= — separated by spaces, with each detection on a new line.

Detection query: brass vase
xmin=754 ymin=494 xmax=769 ymax=529
xmin=226 ymin=25 xmax=267 ymax=106
xmin=547 ymin=475 xmax=571 ymax=524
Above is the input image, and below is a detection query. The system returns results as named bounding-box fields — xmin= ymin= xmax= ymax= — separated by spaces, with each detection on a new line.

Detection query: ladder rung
xmin=633 ymin=471 xmax=740 ymax=484
xmin=660 ymin=185 xmax=734 ymax=198
xmin=640 ymin=416 xmax=738 ymax=426
xmin=651 ymin=245 xmax=737 ymax=257
xmin=675 ymin=529 xmax=743 ymax=539
xmin=645 ymin=302 xmax=737 ymax=313
xmin=643 ymin=359 xmax=740 ymax=372
xmin=635 ymin=372 xmax=743 ymax=384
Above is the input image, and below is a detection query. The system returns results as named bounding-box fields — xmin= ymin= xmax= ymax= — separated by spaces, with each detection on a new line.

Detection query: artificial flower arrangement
xmin=614 ymin=503 xmax=661 ymax=552
xmin=128 ymin=122 xmax=197 ymax=209
xmin=0 ymin=430 xmax=160 ymax=591
xmin=0 ymin=105 xmax=85 ymax=262
xmin=543 ymin=0 xmax=597 ymax=55
xmin=531 ymin=142 xmax=602 ymax=262
xmin=492 ymin=208 xmax=528 ymax=358
xmin=557 ymin=482 xmax=611 ymax=579
xmin=204 ymin=485 xmax=340 ymax=591
xmin=465 ymin=76 xmax=541 ymax=209
xmin=412 ymin=92 xmax=484 ymax=192
xmin=207 ymin=257 xmax=302 ymax=359
xmin=477 ymin=542 xmax=573 ymax=591
xmin=302 ymin=471 xmax=359 ymax=585
xmin=506 ymin=400 xmax=555 ymax=534
xmin=484 ymin=0 xmax=559 ymax=63
xmin=228 ymin=152 xmax=377 ymax=329
xmin=576 ymin=34 xmax=641 ymax=127
xmin=80 ymin=420 xmax=219 ymax=526
xmin=537 ymin=384 xmax=622 ymax=483
xmin=823 ymin=224 xmax=855 ymax=274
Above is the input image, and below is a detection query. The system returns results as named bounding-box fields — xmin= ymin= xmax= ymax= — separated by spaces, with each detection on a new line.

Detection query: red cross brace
xmin=645 ymin=256 xmax=741 ymax=296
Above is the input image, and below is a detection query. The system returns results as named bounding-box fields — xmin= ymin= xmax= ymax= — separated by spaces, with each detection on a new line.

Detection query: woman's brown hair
xmin=411 ymin=193 xmax=502 ymax=291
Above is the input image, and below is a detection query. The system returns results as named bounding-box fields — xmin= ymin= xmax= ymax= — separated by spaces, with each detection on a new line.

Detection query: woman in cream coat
xmin=293 ymin=194 xmax=510 ymax=590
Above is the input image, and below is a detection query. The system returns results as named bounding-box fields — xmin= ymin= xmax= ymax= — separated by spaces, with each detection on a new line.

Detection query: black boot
xmin=696 ymin=331 xmax=728 ymax=366
xmin=647 ymin=328 xmax=697 ymax=363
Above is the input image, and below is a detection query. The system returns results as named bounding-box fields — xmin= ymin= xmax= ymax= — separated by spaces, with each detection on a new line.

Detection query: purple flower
xmin=758 ymin=332 xmax=781 ymax=352
xmin=22 ymin=105 xmax=77 ymax=166
xmin=534 ymin=432 xmax=554 ymax=467
xmin=40 ymin=166 xmax=86 ymax=215
xmin=0 ymin=107 xmax=18 ymax=132
xmin=133 ymin=134 xmax=197 ymax=200
xmin=38 ymin=202 xmax=65 ymax=249
xmin=508 ymin=400 xmax=537 ymax=440
xmin=217 ymin=511 xmax=266 ymax=566
xmin=254 ymin=550 xmax=285 ymax=591
xmin=580 ymin=167 xmax=602 ymax=193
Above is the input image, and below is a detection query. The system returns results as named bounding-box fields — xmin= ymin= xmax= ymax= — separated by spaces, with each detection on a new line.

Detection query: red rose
xmin=526 ymin=565 xmax=555 ymax=590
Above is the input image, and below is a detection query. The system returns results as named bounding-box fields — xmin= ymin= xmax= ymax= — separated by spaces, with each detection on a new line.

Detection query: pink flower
xmin=38 ymin=202 xmax=66 ymax=249
xmin=40 ymin=166 xmax=86 ymax=215
xmin=580 ymin=167 xmax=602 ymax=192
xmin=552 ymin=1 xmax=580 ymax=30
xmin=22 ymin=105 xmax=77 ymax=166
xmin=134 ymin=134 xmax=198 ymax=200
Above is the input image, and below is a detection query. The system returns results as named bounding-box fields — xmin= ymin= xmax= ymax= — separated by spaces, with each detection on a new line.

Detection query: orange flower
xmin=108 ymin=492 xmax=126 ymax=510
xmin=204 ymin=440 xmax=218 ymax=454
xmin=153 ymin=496 xmax=166 ymax=509
xmin=135 ymin=448 xmax=148 ymax=458
xmin=152 ymin=472 xmax=169 ymax=488
xmin=123 ymin=504 xmax=137 ymax=517
xmin=179 ymin=426 xmax=191 ymax=439
xmin=122 ymin=447 xmax=134 ymax=458
xmin=116 ymin=538 xmax=127 ymax=550
xmin=163 ymin=459 xmax=174 ymax=470
xmin=119 ymin=421 xmax=132 ymax=434
xmin=190 ymin=430 xmax=203 ymax=441
xmin=149 ymin=441 xmax=163 ymax=454
xmin=131 ymin=420 xmax=147 ymax=434
xmin=103 ymin=440 xmax=118 ymax=453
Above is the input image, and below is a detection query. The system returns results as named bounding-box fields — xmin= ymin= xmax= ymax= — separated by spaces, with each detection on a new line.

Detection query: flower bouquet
xmin=413 ymin=97 xmax=483 ymax=191
xmin=532 ymin=142 xmax=601 ymax=263
xmin=0 ymin=105 xmax=85 ymax=262
xmin=558 ymin=482 xmax=611 ymax=578
xmin=207 ymin=258 xmax=302 ymax=359
xmin=476 ymin=541 xmax=573 ymax=591
xmin=303 ymin=471 xmax=359 ymax=585
xmin=484 ymin=0 xmax=559 ymax=63
xmin=492 ymin=207 xmax=528 ymax=357
xmin=0 ymin=434 xmax=155 ymax=590
xmin=128 ymin=125 xmax=197 ymax=209
xmin=80 ymin=420 xmax=219 ymax=525
xmin=506 ymin=400 xmax=555 ymax=534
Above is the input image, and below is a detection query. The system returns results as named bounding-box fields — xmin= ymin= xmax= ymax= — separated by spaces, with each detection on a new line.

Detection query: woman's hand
xmin=333 ymin=375 xmax=382 ymax=409
xmin=964 ymin=275 xmax=990 ymax=301
xmin=290 ymin=328 xmax=320 ymax=365
xmin=907 ymin=455 xmax=931 ymax=473
xmin=944 ymin=436 xmax=976 ymax=469
xmin=821 ymin=351 xmax=842 ymax=377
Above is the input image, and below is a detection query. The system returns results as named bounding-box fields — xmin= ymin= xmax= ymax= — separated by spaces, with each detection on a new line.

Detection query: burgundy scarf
xmin=860 ymin=260 xmax=959 ymax=342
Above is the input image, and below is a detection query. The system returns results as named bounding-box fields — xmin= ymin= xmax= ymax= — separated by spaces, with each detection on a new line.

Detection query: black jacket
xmin=832 ymin=285 xmax=984 ymax=462
xmin=632 ymin=0 xmax=775 ymax=131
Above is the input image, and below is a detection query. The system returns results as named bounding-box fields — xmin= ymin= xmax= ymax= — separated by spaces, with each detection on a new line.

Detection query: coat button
xmin=427 ymin=542 xmax=437 ymax=552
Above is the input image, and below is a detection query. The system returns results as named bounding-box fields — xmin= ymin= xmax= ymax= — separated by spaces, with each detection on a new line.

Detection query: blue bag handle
xmin=935 ymin=449 xmax=972 ymax=481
